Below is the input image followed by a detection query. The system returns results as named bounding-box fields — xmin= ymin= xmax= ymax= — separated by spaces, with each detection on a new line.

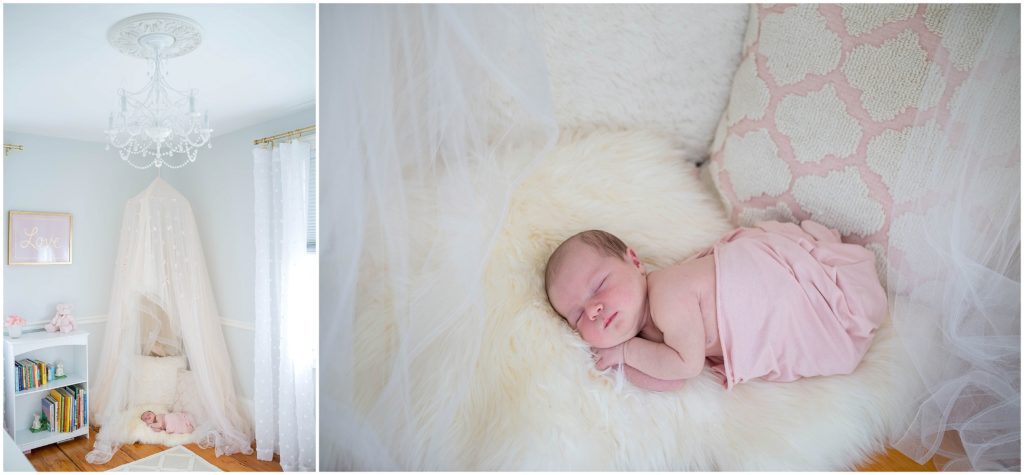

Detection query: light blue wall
xmin=3 ymin=132 xmax=157 ymax=320
xmin=3 ymin=106 xmax=314 ymax=403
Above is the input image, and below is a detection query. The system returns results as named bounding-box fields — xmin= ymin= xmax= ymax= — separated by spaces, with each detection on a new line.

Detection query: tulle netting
xmin=85 ymin=178 xmax=253 ymax=464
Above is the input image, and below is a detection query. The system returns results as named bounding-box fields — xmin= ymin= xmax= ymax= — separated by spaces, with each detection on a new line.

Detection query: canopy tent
xmin=86 ymin=178 xmax=252 ymax=464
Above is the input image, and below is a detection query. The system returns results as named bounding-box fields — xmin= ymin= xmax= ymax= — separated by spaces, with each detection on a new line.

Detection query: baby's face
xmin=141 ymin=411 xmax=156 ymax=423
xmin=547 ymin=241 xmax=648 ymax=348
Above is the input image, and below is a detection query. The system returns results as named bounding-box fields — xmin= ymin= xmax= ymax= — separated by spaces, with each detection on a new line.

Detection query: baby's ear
xmin=626 ymin=248 xmax=643 ymax=269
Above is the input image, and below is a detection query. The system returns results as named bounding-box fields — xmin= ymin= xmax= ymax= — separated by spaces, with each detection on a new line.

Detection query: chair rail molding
xmin=8 ymin=315 xmax=254 ymax=333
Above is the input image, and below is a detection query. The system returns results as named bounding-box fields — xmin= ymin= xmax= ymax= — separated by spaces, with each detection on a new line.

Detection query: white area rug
xmin=108 ymin=445 xmax=220 ymax=472
xmin=351 ymin=129 xmax=917 ymax=469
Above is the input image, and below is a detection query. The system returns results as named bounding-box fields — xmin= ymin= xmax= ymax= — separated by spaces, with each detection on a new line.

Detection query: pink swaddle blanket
xmin=700 ymin=220 xmax=887 ymax=389
xmin=164 ymin=412 xmax=195 ymax=434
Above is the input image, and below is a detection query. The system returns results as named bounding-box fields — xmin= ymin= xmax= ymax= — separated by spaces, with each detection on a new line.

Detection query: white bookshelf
xmin=3 ymin=330 xmax=89 ymax=452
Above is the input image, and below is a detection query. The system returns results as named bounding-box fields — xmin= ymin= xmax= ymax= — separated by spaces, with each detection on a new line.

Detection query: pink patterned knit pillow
xmin=706 ymin=4 xmax=999 ymax=269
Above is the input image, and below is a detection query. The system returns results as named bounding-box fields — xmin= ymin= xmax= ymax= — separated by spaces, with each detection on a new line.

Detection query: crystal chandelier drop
xmin=105 ymin=13 xmax=212 ymax=169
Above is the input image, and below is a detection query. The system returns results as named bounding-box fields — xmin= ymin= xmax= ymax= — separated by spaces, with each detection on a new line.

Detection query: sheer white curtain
xmin=887 ymin=5 xmax=1020 ymax=471
xmin=319 ymin=5 xmax=557 ymax=469
xmin=253 ymin=140 xmax=317 ymax=471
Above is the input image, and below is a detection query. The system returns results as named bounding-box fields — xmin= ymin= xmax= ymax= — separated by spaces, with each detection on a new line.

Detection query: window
xmin=306 ymin=140 xmax=317 ymax=253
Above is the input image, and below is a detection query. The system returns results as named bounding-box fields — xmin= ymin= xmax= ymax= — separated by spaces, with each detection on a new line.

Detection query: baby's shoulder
xmin=649 ymin=256 xmax=715 ymax=294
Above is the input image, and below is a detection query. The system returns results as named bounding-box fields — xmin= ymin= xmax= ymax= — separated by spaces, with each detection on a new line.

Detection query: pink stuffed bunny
xmin=45 ymin=304 xmax=75 ymax=333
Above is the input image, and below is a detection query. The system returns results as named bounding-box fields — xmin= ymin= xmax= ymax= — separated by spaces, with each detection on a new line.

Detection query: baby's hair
xmin=544 ymin=230 xmax=628 ymax=311
xmin=574 ymin=230 xmax=628 ymax=259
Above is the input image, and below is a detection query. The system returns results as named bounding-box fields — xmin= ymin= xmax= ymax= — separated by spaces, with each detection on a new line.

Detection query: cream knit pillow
xmin=132 ymin=355 xmax=186 ymax=407
xmin=705 ymin=4 xmax=1000 ymax=274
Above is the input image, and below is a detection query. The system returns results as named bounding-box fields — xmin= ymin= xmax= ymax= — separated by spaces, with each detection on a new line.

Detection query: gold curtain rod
xmin=4 ymin=144 xmax=24 ymax=156
xmin=253 ymin=125 xmax=316 ymax=146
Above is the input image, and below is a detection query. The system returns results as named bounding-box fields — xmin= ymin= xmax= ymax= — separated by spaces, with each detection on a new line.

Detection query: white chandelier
xmin=105 ymin=13 xmax=212 ymax=169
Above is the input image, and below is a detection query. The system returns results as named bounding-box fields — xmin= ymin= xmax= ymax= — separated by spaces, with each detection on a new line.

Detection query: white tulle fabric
xmin=320 ymin=4 xmax=1020 ymax=471
xmin=319 ymin=5 xmax=557 ymax=469
xmin=887 ymin=5 xmax=1020 ymax=471
xmin=86 ymin=178 xmax=253 ymax=464
xmin=253 ymin=141 xmax=317 ymax=471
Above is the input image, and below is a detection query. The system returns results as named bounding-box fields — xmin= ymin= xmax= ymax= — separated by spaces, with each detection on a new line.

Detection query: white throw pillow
xmin=132 ymin=355 xmax=186 ymax=407
xmin=172 ymin=368 xmax=206 ymax=421
xmin=538 ymin=4 xmax=749 ymax=160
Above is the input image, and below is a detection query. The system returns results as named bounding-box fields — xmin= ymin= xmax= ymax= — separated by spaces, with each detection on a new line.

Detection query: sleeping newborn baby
xmin=141 ymin=410 xmax=195 ymax=434
xmin=544 ymin=220 xmax=887 ymax=391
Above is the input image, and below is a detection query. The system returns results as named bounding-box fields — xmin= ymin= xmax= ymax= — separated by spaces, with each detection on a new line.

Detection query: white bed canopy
xmin=86 ymin=177 xmax=252 ymax=464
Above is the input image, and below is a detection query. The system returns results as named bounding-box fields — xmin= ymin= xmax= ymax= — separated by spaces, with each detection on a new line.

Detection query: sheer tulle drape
xmin=86 ymin=178 xmax=253 ymax=464
xmin=319 ymin=4 xmax=1020 ymax=471
xmin=319 ymin=5 xmax=557 ymax=469
xmin=253 ymin=142 xmax=317 ymax=471
xmin=887 ymin=5 xmax=1020 ymax=471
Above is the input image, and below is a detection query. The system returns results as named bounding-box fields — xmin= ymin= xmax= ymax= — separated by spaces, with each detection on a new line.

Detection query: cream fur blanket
xmin=348 ymin=130 xmax=916 ymax=469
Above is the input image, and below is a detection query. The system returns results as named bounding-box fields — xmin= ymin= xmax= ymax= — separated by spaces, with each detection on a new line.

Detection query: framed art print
xmin=8 ymin=211 xmax=73 ymax=265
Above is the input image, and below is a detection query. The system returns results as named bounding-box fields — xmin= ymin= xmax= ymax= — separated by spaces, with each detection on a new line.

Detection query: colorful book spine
xmin=60 ymin=387 xmax=72 ymax=431
xmin=14 ymin=358 xmax=61 ymax=391
xmin=21 ymin=359 xmax=32 ymax=390
xmin=50 ymin=396 xmax=57 ymax=432
xmin=71 ymin=386 xmax=80 ymax=431
xmin=29 ymin=359 xmax=40 ymax=387
xmin=48 ymin=389 xmax=62 ymax=431
xmin=41 ymin=396 xmax=56 ymax=432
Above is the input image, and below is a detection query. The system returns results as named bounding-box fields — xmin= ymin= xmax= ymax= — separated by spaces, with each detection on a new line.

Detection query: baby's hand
xmin=592 ymin=344 xmax=625 ymax=370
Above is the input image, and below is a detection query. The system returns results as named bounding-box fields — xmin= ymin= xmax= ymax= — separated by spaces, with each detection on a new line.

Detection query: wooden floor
xmin=857 ymin=447 xmax=937 ymax=471
xmin=25 ymin=426 xmax=282 ymax=472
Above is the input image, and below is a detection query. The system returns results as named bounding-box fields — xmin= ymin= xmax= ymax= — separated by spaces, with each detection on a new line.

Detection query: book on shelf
xmin=42 ymin=384 xmax=85 ymax=432
xmin=14 ymin=358 xmax=64 ymax=391
xmin=42 ymin=394 xmax=59 ymax=433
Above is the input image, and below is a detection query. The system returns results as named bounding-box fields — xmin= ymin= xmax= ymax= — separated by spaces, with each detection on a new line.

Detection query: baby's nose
xmin=588 ymin=303 xmax=603 ymax=320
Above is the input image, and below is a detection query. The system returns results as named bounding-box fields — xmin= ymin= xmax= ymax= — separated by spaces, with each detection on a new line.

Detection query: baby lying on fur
xmin=544 ymin=221 xmax=887 ymax=391
xmin=141 ymin=410 xmax=195 ymax=434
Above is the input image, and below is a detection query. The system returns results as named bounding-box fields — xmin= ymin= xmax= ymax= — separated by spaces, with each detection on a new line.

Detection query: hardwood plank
xmin=50 ymin=425 xmax=128 ymax=470
xmin=184 ymin=442 xmax=258 ymax=472
xmin=55 ymin=427 xmax=133 ymax=471
xmin=233 ymin=448 xmax=285 ymax=471
xmin=25 ymin=442 xmax=80 ymax=472
xmin=857 ymin=447 xmax=937 ymax=471
xmin=119 ymin=439 xmax=171 ymax=461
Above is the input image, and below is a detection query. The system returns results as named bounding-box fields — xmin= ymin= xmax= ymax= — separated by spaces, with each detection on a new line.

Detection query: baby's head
xmin=141 ymin=411 xmax=156 ymax=423
xmin=545 ymin=230 xmax=648 ymax=349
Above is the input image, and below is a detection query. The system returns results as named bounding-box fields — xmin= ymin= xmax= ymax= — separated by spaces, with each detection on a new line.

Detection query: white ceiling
xmin=4 ymin=3 xmax=315 ymax=143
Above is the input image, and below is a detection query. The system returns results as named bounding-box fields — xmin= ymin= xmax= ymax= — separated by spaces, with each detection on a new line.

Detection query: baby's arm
xmin=622 ymin=365 xmax=685 ymax=391
xmin=623 ymin=290 xmax=706 ymax=380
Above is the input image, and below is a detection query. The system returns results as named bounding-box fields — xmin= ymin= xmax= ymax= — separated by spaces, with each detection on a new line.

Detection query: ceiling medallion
xmin=105 ymin=13 xmax=212 ymax=169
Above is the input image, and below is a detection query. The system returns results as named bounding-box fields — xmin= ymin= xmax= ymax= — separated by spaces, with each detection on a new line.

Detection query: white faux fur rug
xmin=348 ymin=129 xmax=917 ymax=470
